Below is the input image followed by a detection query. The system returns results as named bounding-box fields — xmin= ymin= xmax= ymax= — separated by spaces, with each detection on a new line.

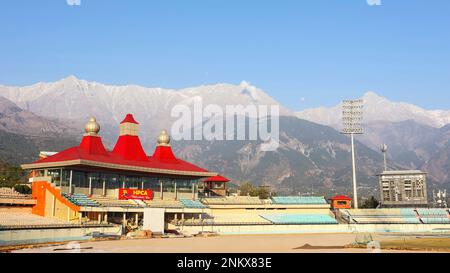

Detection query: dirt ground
xmin=10 ymin=233 xmax=450 ymax=253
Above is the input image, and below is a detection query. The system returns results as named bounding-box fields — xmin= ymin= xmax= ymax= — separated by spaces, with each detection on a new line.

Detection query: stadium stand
xmin=416 ymin=208 xmax=449 ymax=217
xmin=421 ymin=218 xmax=450 ymax=224
xmin=144 ymin=199 xmax=183 ymax=208
xmin=202 ymin=196 xmax=263 ymax=205
xmin=70 ymin=195 xmax=186 ymax=208
xmin=198 ymin=213 xmax=271 ymax=225
xmin=62 ymin=193 xmax=99 ymax=207
xmin=0 ymin=212 xmax=68 ymax=227
xmin=91 ymin=196 xmax=140 ymax=208
xmin=342 ymin=209 xmax=421 ymax=224
xmin=180 ymin=199 xmax=207 ymax=208
xmin=271 ymin=196 xmax=328 ymax=205
xmin=0 ymin=187 xmax=32 ymax=199
xmin=260 ymin=214 xmax=338 ymax=225
xmin=131 ymin=199 xmax=148 ymax=207
xmin=416 ymin=208 xmax=450 ymax=224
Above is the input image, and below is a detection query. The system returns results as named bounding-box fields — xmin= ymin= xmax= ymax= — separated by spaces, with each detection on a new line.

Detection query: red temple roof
xmin=152 ymin=145 xmax=178 ymax=163
xmin=203 ymin=175 xmax=230 ymax=183
xmin=120 ymin=113 xmax=139 ymax=124
xmin=21 ymin=114 xmax=216 ymax=177
xmin=329 ymin=195 xmax=352 ymax=201
xmin=112 ymin=135 xmax=148 ymax=161
xmin=79 ymin=135 xmax=109 ymax=156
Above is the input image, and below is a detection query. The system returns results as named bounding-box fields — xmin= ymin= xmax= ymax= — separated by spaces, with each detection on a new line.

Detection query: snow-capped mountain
xmin=297 ymin=91 xmax=450 ymax=129
xmin=0 ymin=76 xmax=291 ymax=125
xmin=0 ymin=76 xmax=293 ymax=148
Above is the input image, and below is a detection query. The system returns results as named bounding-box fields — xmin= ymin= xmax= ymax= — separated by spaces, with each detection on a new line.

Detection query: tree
xmin=361 ymin=196 xmax=379 ymax=209
xmin=0 ymin=162 xmax=25 ymax=188
xmin=14 ymin=184 xmax=31 ymax=195
xmin=239 ymin=182 xmax=255 ymax=196
xmin=257 ymin=186 xmax=270 ymax=199
xmin=239 ymin=182 xmax=271 ymax=199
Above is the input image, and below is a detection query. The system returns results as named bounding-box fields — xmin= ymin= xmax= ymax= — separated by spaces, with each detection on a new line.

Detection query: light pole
xmin=342 ymin=99 xmax=364 ymax=209
xmin=380 ymin=144 xmax=388 ymax=172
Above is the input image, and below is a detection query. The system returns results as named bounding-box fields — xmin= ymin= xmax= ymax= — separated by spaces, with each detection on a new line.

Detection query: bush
xmin=361 ymin=196 xmax=379 ymax=209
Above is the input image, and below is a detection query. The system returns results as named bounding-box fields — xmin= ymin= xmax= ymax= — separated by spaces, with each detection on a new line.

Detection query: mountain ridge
xmin=297 ymin=91 xmax=450 ymax=128
xmin=0 ymin=77 xmax=449 ymax=192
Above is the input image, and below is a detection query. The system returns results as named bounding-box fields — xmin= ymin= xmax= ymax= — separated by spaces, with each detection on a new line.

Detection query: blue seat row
xmin=416 ymin=208 xmax=449 ymax=217
xmin=63 ymin=193 xmax=100 ymax=207
xmin=421 ymin=218 xmax=450 ymax=224
xmin=400 ymin=208 xmax=417 ymax=217
xmin=180 ymin=199 xmax=207 ymax=208
xmin=260 ymin=214 xmax=337 ymax=225
xmin=271 ymin=196 xmax=328 ymax=205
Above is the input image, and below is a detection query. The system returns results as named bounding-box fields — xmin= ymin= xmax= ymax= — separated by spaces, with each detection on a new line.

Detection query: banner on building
xmin=119 ymin=188 xmax=153 ymax=200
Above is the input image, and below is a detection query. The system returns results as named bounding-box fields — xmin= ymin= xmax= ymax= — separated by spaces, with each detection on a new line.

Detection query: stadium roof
xmin=378 ymin=170 xmax=427 ymax=176
xmin=329 ymin=195 xmax=352 ymax=201
xmin=203 ymin=175 xmax=230 ymax=183
xmin=21 ymin=114 xmax=217 ymax=178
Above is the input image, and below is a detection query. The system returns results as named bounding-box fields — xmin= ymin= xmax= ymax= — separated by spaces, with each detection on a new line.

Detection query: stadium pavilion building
xmin=21 ymin=114 xmax=223 ymax=227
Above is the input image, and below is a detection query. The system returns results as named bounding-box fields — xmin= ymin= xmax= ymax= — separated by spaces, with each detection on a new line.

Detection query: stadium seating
xmin=62 ymin=193 xmax=100 ymax=207
xmin=421 ymin=218 xmax=450 ymax=224
xmin=144 ymin=199 xmax=183 ymax=208
xmin=203 ymin=213 xmax=271 ymax=225
xmin=401 ymin=208 xmax=419 ymax=217
xmin=131 ymin=199 xmax=148 ymax=207
xmin=0 ymin=187 xmax=31 ymax=199
xmin=260 ymin=214 xmax=338 ymax=225
xmin=180 ymin=199 xmax=207 ymax=208
xmin=416 ymin=208 xmax=449 ymax=217
xmin=347 ymin=217 xmax=421 ymax=224
xmin=416 ymin=208 xmax=450 ymax=224
xmin=343 ymin=209 xmax=420 ymax=224
xmin=91 ymin=196 xmax=140 ymax=208
xmin=271 ymin=196 xmax=328 ymax=205
xmin=202 ymin=196 xmax=263 ymax=205
xmin=0 ymin=212 xmax=68 ymax=227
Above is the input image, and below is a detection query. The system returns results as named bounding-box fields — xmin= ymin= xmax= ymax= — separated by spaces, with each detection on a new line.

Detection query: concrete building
xmin=378 ymin=170 xmax=428 ymax=207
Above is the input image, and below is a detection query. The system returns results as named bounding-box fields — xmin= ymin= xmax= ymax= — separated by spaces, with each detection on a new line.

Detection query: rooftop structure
xmin=203 ymin=175 xmax=230 ymax=197
xmin=23 ymin=115 xmax=216 ymax=178
xmin=329 ymin=195 xmax=352 ymax=209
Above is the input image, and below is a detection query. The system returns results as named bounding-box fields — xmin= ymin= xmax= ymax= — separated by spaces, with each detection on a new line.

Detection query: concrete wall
xmin=0 ymin=225 xmax=122 ymax=246
xmin=44 ymin=189 xmax=80 ymax=222
xmin=179 ymin=223 xmax=450 ymax=235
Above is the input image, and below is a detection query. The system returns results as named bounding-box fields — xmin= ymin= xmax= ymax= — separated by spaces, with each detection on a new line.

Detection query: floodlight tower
xmin=380 ymin=144 xmax=388 ymax=171
xmin=342 ymin=99 xmax=364 ymax=209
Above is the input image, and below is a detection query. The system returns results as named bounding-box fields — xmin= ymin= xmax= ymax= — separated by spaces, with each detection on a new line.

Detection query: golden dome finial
xmin=157 ymin=129 xmax=170 ymax=146
xmin=85 ymin=117 xmax=100 ymax=135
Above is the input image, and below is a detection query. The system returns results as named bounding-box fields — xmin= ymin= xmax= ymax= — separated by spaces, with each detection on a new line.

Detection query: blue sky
xmin=0 ymin=0 xmax=449 ymax=110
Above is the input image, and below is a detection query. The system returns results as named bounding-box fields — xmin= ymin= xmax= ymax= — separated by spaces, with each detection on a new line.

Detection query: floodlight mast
xmin=342 ymin=99 xmax=364 ymax=209
xmin=381 ymin=144 xmax=388 ymax=171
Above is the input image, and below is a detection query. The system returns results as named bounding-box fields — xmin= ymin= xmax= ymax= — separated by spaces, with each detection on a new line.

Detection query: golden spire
xmin=157 ymin=129 xmax=171 ymax=146
xmin=84 ymin=117 xmax=100 ymax=136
